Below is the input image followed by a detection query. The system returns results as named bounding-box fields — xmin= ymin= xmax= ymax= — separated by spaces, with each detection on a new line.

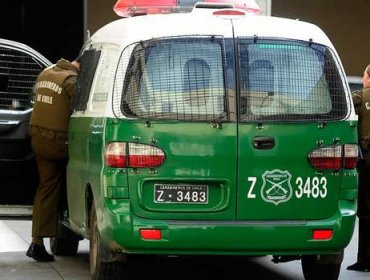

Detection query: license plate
xmin=154 ymin=184 xmax=208 ymax=204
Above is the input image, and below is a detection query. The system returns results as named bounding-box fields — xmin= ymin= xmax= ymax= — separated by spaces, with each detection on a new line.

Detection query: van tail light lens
xmin=140 ymin=229 xmax=162 ymax=240
xmin=105 ymin=142 xmax=165 ymax=168
xmin=308 ymin=144 xmax=359 ymax=170
xmin=312 ymin=229 xmax=333 ymax=240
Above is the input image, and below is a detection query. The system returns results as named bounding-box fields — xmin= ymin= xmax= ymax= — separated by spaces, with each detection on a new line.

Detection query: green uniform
xmin=352 ymin=87 xmax=370 ymax=265
xmin=29 ymin=59 xmax=78 ymax=238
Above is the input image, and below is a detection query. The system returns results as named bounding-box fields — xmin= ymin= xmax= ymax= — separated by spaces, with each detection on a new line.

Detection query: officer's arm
xmin=63 ymin=76 xmax=78 ymax=99
xmin=352 ymin=90 xmax=362 ymax=115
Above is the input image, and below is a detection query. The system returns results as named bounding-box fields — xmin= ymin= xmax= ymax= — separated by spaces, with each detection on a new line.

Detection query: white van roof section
xmin=89 ymin=11 xmax=334 ymax=50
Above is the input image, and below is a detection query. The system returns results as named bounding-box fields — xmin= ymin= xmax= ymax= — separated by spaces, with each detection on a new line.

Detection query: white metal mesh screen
xmin=113 ymin=36 xmax=228 ymax=121
xmin=238 ymin=39 xmax=347 ymax=122
xmin=112 ymin=37 xmax=348 ymax=123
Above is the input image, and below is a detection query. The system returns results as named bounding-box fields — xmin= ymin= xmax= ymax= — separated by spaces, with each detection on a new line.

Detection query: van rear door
xmin=114 ymin=35 xmax=239 ymax=221
xmin=234 ymin=37 xmax=354 ymax=221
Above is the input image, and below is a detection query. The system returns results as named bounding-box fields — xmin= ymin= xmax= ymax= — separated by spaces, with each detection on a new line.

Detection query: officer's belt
xmin=29 ymin=126 xmax=67 ymax=141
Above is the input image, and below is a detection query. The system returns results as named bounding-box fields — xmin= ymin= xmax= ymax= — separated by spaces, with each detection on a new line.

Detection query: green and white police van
xmin=33 ymin=0 xmax=363 ymax=279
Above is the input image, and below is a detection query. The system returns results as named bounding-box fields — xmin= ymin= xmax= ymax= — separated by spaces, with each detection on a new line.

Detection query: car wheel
xmin=89 ymin=203 xmax=126 ymax=280
xmin=50 ymin=213 xmax=82 ymax=256
xmin=301 ymin=252 xmax=343 ymax=280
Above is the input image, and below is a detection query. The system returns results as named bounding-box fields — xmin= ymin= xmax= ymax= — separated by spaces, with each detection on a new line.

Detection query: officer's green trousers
xmin=31 ymin=136 xmax=67 ymax=238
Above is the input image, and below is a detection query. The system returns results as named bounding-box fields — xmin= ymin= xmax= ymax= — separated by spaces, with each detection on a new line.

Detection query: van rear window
xmin=114 ymin=37 xmax=348 ymax=123
xmin=115 ymin=36 xmax=228 ymax=121
xmin=238 ymin=39 xmax=348 ymax=122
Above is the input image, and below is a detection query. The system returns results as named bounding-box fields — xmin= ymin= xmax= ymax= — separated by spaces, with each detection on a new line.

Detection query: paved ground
xmin=0 ymin=219 xmax=369 ymax=280
xmin=0 ymin=220 xmax=89 ymax=280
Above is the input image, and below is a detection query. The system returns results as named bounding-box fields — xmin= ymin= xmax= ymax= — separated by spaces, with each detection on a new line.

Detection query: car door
xmin=0 ymin=38 xmax=51 ymax=217
xmin=234 ymin=32 xmax=354 ymax=221
xmin=105 ymin=36 xmax=239 ymax=222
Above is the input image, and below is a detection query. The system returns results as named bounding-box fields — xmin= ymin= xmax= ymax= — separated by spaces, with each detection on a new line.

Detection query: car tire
xmin=89 ymin=203 xmax=127 ymax=280
xmin=50 ymin=215 xmax=81 ymax=256
xmin=301 ymin=252 xmax=343 ymax=280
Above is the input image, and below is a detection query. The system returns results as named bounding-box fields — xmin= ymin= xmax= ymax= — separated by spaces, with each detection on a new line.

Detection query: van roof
xmin=88 ymin=12 xmax=334 ymax=50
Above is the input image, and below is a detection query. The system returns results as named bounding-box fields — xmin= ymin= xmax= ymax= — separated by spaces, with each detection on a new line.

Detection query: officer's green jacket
xmin=29 ymin=59 xmax=78 ymax=139
xmin=352 ymin=87 xmax=370 ymax=151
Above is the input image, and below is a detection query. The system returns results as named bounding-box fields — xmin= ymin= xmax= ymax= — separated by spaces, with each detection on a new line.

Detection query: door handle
xmin=253 ymin=136 xmax=275 ymax=150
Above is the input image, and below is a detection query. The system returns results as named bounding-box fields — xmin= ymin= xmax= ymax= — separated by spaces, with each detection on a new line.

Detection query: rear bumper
xmin=99 ymin=199 xmax=356 ymax=256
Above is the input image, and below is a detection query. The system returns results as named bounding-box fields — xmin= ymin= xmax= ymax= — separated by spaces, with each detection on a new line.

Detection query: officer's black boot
xmin=347 ymin=262 xmax=370 ymax=272
xmin=347 ymin=218 xmax=370 ymax=272
xmin=26 ymin=243 xmax=55 ymax=262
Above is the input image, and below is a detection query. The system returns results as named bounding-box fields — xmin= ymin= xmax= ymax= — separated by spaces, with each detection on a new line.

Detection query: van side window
xmin=90 ymin=49 xmax=119 ymax=112
xmin=72 ymin=49 xmax=101 ymax=111
xmin=238 ymin=39 xmax=347 ymax=122
xmin=0 ymin=47 xmax=45 ymax=111
xmin=117 ymin=37 xmax=227 ymax=121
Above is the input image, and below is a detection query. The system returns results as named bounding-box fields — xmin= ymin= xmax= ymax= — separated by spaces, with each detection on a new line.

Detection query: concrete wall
xmin=87 ymin=0 xmax=369 ymax=76
xmin=87 ymin=0 xmax=119 ymax=38
xmin=272 ymin=0 xmax=369 ymax=76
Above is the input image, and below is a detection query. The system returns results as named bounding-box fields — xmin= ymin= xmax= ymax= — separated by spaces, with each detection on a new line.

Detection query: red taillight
xmin=129 ymin=143 xmax=166 ymax=168
xmin=140 ymin=229 xmax=162 ymax=240
xmin=105 ymin=142 xmax=165 ymax=168
xmin=343 ymin=144 xmax=359 ymax=169
xmin=312 ymin=229 xmax=333 ymax=240
xmin=105 ymin=142 xmax=127 ymax=167
xmin=308 ymin=144 xmax=358 ymax=170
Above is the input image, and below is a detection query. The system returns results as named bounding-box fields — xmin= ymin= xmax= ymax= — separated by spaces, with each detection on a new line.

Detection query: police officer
xmin=347 ymin=64 xmax=370 ymax=272
xmin=26 ymin=58 xmax=80 ymax=262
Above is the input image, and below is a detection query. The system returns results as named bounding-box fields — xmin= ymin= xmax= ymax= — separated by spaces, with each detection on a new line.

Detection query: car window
xmin=238 ymin=39 xmax=347 ymax=122
xmin=116 ymin=36 xmax=227 ymax=121
xmin=0 ymin=46 xmax=46 ymax=111
xmin=72 ymin=49 xmax=101 ymax=111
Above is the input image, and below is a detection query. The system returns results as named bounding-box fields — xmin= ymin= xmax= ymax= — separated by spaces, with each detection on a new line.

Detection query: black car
xmin=0 ymin=38 xmax=51 ymax=217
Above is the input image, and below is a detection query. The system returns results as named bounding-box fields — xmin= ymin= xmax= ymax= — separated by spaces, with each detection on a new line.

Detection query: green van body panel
xmin=67 ymin=115 xmax=358 ymax=254
xmin=98 ymin=198 xmax=355 ymax=255
xmin=237 ymin=121 xmax=358 ymax=220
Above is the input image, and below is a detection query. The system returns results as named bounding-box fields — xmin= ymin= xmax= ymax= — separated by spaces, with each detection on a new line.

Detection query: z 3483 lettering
xmin=247 ymin=176 xmax=328 ymax=199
